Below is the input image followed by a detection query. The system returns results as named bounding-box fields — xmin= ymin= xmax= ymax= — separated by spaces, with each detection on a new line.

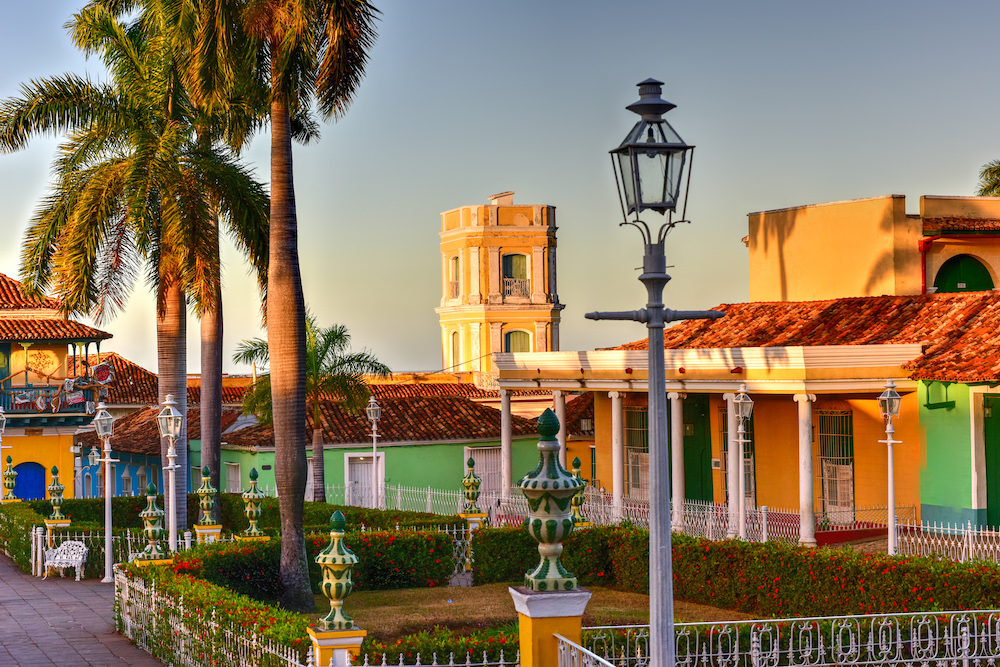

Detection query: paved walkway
xmin=0 ymin=554 xmax=162 ymax=666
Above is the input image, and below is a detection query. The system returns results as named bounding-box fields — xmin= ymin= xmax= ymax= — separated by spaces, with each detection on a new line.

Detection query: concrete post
xmin=668 ymin=392 xmax=685 ymax=531
xmin=501 ymin=389 xmax=512 ymax=499
xmin=610 ymin=392 xmax=624 ymax=522
xmin=793 ymin=394 xmax=817 ymax=547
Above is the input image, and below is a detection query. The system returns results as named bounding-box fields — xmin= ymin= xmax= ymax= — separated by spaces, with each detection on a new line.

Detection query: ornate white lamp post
xmin=733 ymin=384 xmax=754 ymax=540
xmin=93 ymin=402 xmax=117 ymax=582
xmin=586 ymin=79 xmax=724 ymax=667
xmin=365 ymin=397 xmax=381 ymax=509
xmin=156 ymin=394 xmax=182 ymax=552
xmin=878 ymin=379 xmax=902 ymax=555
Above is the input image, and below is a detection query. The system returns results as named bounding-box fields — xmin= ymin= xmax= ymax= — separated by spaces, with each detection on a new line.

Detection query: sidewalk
xmin=0 ymin=553 xmax=162 ymax=666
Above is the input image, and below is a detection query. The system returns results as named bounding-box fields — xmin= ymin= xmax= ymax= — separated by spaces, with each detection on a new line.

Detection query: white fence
xmin=586 ymin=609 xmax=1000 ymax=666
xmin=897 ymin=519 xmax=1000 ymax=562
xmin=557 ymin=633 xmax=614 ymax=667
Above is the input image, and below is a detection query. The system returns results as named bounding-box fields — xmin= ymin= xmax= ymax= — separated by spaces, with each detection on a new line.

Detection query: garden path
xmin=0 ymin=553 xmax=161 ymax=666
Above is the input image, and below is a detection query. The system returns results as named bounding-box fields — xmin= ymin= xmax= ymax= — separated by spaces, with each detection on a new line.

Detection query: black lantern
xmin=611 ymin=78 xmax=694 ymax=226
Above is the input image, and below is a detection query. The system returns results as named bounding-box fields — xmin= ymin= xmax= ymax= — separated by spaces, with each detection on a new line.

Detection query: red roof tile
xmin=564 ymin=393 xmax=594 ymax=437
xmin=0 ymin=318 xmax=110 ymax=342
xmin=612 ymin=292 xmax=1000 ymax=383
xmin=223 ymin=396 xmax=539 ymax=448
xmin=187 ymin=384 xmax=249 ymax=405
xmin=923 ymin=217 xmax=1000 ymax=233
xmin=77 ymin=406 xmax=241 ymax=457
xmin=69 ymin=353 xmax=158 ymax=406
xmin=0 ymin=274 xmax=62 ymax=310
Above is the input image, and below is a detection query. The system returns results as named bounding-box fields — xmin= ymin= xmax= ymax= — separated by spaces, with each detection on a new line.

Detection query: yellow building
xmin=435 ymin=191 xmax=564 ymax=383
xmin=748 ymin=194 xmax=1000 ymax=301
xmin=0 ymin=274 xmax=111 ymax=501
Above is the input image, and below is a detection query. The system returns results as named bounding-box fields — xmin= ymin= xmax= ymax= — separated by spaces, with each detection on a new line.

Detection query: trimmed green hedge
xmin=0 ymin=502 xmax=46 ymax=571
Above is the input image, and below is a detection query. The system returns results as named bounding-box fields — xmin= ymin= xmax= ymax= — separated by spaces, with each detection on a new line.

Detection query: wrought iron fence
xmin=348 ymin=651 xmax=519 ymax=666
xmin=556 ymin=633 xmax=615 ymax=667
xmin=586 ymin=609 xmax=1000 ymax=666
xmin=897 ymin=519 xmax=1000 ymax=562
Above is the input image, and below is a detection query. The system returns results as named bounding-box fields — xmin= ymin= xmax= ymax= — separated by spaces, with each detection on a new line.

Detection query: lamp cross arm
xmin=585 ymin=309 xmax=649 ymax=323
xmin=665 ymin=309 xmax=726 ymax=323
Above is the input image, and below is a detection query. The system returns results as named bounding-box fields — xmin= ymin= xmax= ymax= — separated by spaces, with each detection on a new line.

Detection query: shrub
xmin=173 ymin=541 xmax=283 ymax=601
xmin=471 ymin=526 xmax=535 ymax=585
xmin=306 ymin=530 xmax=454 ymax=592
xmin=0 ymin=502 xmax=47 ymax=571
xmin=361 ymin=626 xmax=518 ymax=664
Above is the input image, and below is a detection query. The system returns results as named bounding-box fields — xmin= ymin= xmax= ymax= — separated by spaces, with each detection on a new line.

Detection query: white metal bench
xmin=44 ymin=540 xmax=88 ymax=581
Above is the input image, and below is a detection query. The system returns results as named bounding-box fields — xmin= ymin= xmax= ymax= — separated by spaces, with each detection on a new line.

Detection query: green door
xmin=683 ymin=394 xmax=713 ymax=502
xmin=934 ymin=255 xmax=994 ymax=293
xmin=985 ymin=395 xmax=1000 ymax=528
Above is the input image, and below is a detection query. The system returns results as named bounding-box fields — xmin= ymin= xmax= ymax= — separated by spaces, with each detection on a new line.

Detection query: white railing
xmin=587 ymin=609 xmax=1000 ymax=665
xmin=116 ymin=568 xmax=307 ymax=667
xmin=350 ymin=652 xmax=519 ymax=666
xmin=897 ymin=519 xmax=1000 ymax=562
xmin=556 ymin=634 xmax=615 ymax=667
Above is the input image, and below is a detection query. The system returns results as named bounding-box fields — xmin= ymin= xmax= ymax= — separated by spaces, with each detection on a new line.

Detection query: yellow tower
xmin=436 ymin=191 xmax=564 ymax=385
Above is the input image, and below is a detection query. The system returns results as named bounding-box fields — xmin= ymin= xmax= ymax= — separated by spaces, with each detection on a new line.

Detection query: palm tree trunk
xmin=269 ymin=91 xmax=313 ymax=612
xmin=200 ymin=274 xmax=223 ymax=523
xmin=157 ymin=280 xmax=188 ymax=535
xmin=312 ymin=427 xmax=325 ymax=503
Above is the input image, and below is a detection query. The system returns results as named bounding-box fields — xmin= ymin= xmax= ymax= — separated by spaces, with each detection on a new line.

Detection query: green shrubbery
xmin=362 ymin=626 xmax=518 ymax=664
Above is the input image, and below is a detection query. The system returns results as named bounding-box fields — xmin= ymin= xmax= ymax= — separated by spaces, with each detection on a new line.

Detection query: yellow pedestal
xmin=509 ymin=585 xmax=592 ymax=667
xmin=306 ymin=627 xmax=367 ymax=667
xmin=44 ymin=520 xmax=71 ymax=548
xmin=458 ymin=513 xmax=488 ymax=571
xmin=1 ymin=498 xmax=22 ymax=504
xmin=132 ymin=558 xmax=173 ymax=568
xmin=235 ymin=535 xmax=270 ymax=543
xmin=194 ymin=524 xmax=222 ymax=544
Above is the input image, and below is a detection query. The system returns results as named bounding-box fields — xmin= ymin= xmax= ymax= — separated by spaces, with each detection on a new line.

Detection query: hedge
xmin=0 ymin=501 xmax=46 ymax=571
xmin=473 ymin=526 xmax=1000 ymax=618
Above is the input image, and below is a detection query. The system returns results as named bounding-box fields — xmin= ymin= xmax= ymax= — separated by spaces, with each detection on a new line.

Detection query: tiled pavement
xmin=0 ymin=554 xmax=162 ymax=666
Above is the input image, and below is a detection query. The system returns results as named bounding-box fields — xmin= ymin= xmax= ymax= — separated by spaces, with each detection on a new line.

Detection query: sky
xmin=0 ymin=1 xmax=998 ymax=376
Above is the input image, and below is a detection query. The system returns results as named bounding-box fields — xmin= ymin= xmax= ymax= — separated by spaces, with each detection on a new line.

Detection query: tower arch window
xmin=450 ymin=330 xmax=461 ymax=369
xmin=449 ymin=255 xmax=460 ymax=299
xmin=504 ymin=330 xmax=530 ymax=353
xmin=933 ymin=254 xmax=994 ymax=293
xmin=502 ymin=253 xmax=529 ymax=298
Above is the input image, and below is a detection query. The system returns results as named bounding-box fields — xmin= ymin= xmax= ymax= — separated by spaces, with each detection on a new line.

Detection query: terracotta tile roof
xmin=369 ymin=381 xmax=550 ymax=399
xmin=69 ymin=353 xmax=158 ymax=406
xmin=223 ymin=396 xmax=539 ymax=448
xmin=187 ymin=384 xmax=249 ymax=405
xmin=0 ymin=274 xmax=62 ymax=310
xmin=77 ymin=406 xmax=241 ymax=457
xmin=612 ymin=292 xmax=1000 ymax=383
xmin=0 ymin=318 xmax=111 ymax=342
xmin=564 ymin=393 xmax=594 ymax=437
xmin=923 ymin=217 xmax=1000 ymax=233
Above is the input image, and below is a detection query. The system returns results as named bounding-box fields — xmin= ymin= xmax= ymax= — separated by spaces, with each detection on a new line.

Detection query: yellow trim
xmin=234 ymin=535 xmax=270 ymax=542
xmin=132 ymin=558 xmax=173 ymax=568
xmin=517 ymin=613 xmax=583 ymax=667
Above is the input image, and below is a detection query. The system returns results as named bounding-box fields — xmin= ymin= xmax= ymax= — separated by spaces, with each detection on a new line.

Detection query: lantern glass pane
xmin=366 ymin=400 xmax=381 ymax=422
xmin=736 ymin=395 xmax=754 ymax=421
xmin=617 ymin=151 xmax=636 ymax=213
xmin=879 ymin=391 xmax=901 ymax=419
xmin=0 ymin=413 xmax=7 ymax=434
xmin=94 ymin=411 xmax=113 ymax=438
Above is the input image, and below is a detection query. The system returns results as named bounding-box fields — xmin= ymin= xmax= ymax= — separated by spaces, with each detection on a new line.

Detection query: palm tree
xmin=978 ymin=160 xmax=1000 ymax=196
xmin=234 ymin=316 xmax=390 ymax=501
xmin=2 ymin=2 xmax=269 ymax=533
xmin=238 ymin=0 xmax=379 ymax=611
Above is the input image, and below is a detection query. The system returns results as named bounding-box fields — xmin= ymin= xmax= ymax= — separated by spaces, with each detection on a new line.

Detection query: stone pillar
xmin=794 ymin=394 xmax=817 ymax=547
xmin=468 ymin=247 xmax=481 ymax=304
xmin=308 ymin=510 xmax=366 ymax=667
xmin=534 ymin=321 xmax=549 ymax=352
xmin=501 ymin=389 xmax=512 ymax=499
xmin=531 ymin=247 xmax=545 ymax=303
xmin=510 ymin=409 xmax=591 ymax=667
xmin=553 ymin=390 xmax=567 ymax=467
xmin=470 ymin=322 xmax=481 ymax=373
xmin=488 ymin=247 xmax=502 ymax=304
xmin=610 ymin=392 xmax=624 ymax=522
xmin=668 ymin=392 xmax=685 ymax=531
xmin=723 ymin=393 xmax=738 ymax=537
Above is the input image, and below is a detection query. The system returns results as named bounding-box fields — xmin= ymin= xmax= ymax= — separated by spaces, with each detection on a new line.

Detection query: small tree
xmin=233 ymin=316 xmax=390 ymax=502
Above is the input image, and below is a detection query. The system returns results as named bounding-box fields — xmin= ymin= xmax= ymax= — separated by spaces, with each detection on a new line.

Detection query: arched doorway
xmin=13 ymin=462 xmax=46 ymax=500
xmin=934 ymin=255 xmax=994 ymax=293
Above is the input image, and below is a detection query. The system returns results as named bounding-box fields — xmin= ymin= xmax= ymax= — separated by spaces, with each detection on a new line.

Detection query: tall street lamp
xmin=878 ymin=379 xmax=902 ymax=555
xmin=93 ymin=402 xmax=117 ymax=583
xmin=156 ymin=394 xmax=182 ymax=553
xmin=586 ymin=78 xmax=725 ymax=667
xmin=365 ymin=396 xmax=381 ymax=509
xmin=734 ymin=385 xmax=754 ymax=540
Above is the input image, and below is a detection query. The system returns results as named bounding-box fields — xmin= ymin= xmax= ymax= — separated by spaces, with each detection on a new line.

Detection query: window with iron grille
xmin=816 ymin=410 xmax=854 ymax=520
xmin=718 ymin=406 xmax=756 ymax=506
xmin=624 ymin=406 xmax=649 ymax=499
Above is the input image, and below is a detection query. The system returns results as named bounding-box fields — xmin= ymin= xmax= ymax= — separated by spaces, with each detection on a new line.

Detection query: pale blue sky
xmin=0 ymin=1 xmax=997 ymax=374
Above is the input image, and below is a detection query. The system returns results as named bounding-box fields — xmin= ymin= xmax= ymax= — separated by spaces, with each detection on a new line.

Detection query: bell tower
xmin=435 ymin=191 xmax=564 ymax=385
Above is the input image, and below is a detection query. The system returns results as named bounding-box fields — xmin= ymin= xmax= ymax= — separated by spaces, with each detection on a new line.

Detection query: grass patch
xmin=308 ymin=584 xmax=754 ymax=642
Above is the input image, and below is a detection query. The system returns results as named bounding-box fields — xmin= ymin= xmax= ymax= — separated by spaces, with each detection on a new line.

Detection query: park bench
xmin=43 ymin=540 xmax=88 ymax=581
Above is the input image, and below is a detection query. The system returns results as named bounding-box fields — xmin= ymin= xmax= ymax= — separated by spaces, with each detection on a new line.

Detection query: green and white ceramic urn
xmin=517 ymin=408 xmax=585 ymax=592
xmin=462 ymin=457 xmax=482 ymax=513
xmin=316 ymin=510 xmax=359 ymax=631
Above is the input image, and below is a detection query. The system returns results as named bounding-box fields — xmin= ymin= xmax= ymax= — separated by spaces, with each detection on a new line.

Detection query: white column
xmin=468 ymin=247 xmax=481 ymax=304
xmin=553 ymin=390 xmax=567 ymax=467
xmin=723 ymin=393 xmax=738 ymax=537
xmin=610 ymin=391 xmax=624 ymax=522
xmin=668 ymin=392 xmax=685 ymax=531
xmin=531 ymin=247 xmax=545 ymax=303
xmin=500 ymin=389 xmax=512 ymax=499
xmin=794 ymin=393 xmax=817 ymax=547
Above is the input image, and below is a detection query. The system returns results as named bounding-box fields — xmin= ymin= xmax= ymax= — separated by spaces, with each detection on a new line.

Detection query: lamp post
xmin=878 ymin=379 xmax=902 ymax=555
xmin=156 ymin=394 xmax=182 ymax=553
xmin=93 ymin=402 xmax=117 ymax=583
xmin=365 ymin=397 xmax=381 ymax=509
xmin=586 ymin=79 xmax=725 ymax=667
xmin=733 ymin=385 xmax=754 ymax=540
